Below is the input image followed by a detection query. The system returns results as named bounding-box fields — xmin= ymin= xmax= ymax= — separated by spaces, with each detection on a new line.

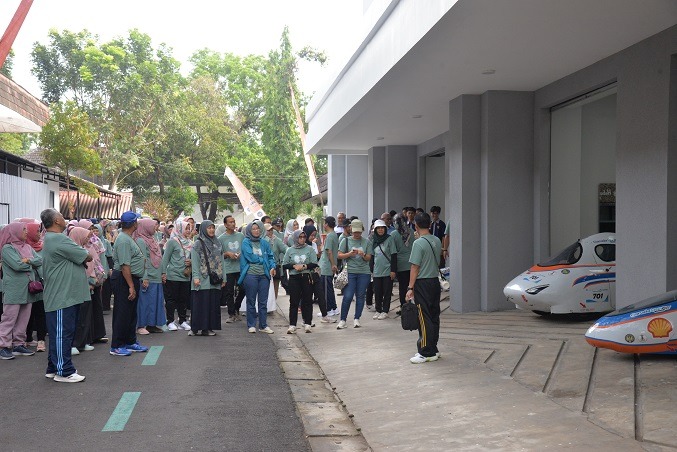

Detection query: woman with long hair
xmin=239 ymin=220 xmax=276 ymax=334
xmin=190 ymin=220 xmax=225 ymax=336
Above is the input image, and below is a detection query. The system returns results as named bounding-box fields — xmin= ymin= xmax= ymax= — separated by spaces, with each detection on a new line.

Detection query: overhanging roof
xmin=0 ymin=73 xmax=48 ymax=133
xmin=306 ymin=0 xmax=677 ymax=155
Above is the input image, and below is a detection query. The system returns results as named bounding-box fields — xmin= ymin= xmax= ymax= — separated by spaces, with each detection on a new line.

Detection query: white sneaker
xmin=71 ymin=347 xmax=80 ymax=355
xmin=378 ymin=312 xmax=389 ymax=320
xmin=287 ymin=326 xmax=296 ymax=334
xmin=83 ymin=344 xmax=94 ymax=351
xmin=54 ymin=372 xmax=86 ymax=383
xmin=330 ymin=309 xmax=339 ymax=316
xmin=304 ymin=324 xmax=312 ymax=333
xmin=167 ymin=322 xmax=178 ymax=331
xmin=248 ymin=327 xmax=256 ymax=333
xmin=260 ymin=326 xmax=274 ymax=334
xmin=410 ymin=353 xmax=439 ymax=364
xmin=353 ymin=319 xmax=361 ymax=328
xmin=336 ymin=320 xmax=347 ymax=329
xmin=320 ymin=316 xmax=337 ymax=323
xmin=316 ymin=312 xmax=323 ymax=317
xmin=372 ymin=313 xmax=380 ymax=320
xmin=180 ymin=321 xmax=191 ymax=331
xmin=45 ymin=372 xmax=55 ymax=379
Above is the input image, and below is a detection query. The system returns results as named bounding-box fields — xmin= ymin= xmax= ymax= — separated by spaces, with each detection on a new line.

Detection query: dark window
xmin=594 ymin=244 xmax=615 ymax=262
xmin=538 ymin=242 xmax=582 ymax=267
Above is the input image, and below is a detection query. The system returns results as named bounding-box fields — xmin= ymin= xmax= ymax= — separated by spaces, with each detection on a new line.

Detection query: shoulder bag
xmin=199 ymin=238 xmax=223 ymax=285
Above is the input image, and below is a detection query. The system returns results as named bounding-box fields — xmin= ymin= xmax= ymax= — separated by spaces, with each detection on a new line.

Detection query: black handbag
xmin=199 ymin=239 xmax=223 ymax=286
xmin=400 ymin=301 xmax=418 ymax=331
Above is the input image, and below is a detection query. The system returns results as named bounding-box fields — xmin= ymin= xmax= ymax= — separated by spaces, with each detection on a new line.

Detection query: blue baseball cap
xmin=120 ymin=211 xmax=139 ymax=223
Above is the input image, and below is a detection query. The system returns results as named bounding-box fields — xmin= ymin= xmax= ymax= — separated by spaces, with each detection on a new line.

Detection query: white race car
xmin=585 ymin=290 xmax=677 ymax=354
xmin=503 ymin=233 xmax=616 ymax=315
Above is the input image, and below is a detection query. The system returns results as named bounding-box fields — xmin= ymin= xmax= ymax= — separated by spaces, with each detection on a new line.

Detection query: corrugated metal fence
xmin=0 ymin=172 xmax=54 ymax=223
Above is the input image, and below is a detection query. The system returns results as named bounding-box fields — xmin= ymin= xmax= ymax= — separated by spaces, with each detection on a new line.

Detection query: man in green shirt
xmin=319 ymin=216 xmax=339 ymax=315
xmin=40 ymin=208 xmax=91 ymax=383
xmin=406 ymin=212 xmax=442 ymax=364
xmin=110 ymin=211 xmax=149 ymax=357
xmin=218 ymin=215 xmax=245 ymax=322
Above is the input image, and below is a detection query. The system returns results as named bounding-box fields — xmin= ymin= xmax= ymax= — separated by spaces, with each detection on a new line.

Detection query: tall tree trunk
xmin=208 ymin=191 xmax=219 ymax=222
xmin=156 ymin=166 xmax=165 ymax=196
xmin=108 ymin=170 xmax=121 ymax=192
xmin=196 ymin=185 xmax=208 ymax=220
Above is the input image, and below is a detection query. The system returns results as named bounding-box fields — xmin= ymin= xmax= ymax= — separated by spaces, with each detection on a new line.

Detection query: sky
xmin=0 ymin=0 xmax=364 ymax=100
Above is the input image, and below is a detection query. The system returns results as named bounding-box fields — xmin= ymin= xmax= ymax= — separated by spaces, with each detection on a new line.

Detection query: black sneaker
xmin=12 ymin=345 xmax=35 ymax=356
xmin=0 ymin=348 xmax=15 ymax=360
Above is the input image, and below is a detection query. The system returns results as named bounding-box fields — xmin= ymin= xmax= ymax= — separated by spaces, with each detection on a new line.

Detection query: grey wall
xmin=481 ymin=91 xmax=535 ymax=311
xmin=328 ymin=154 xmax=369 ymax=221
xmin=385 ymin=145 xmax=418 ymax=213
xmin=534 ymin=24 xmax=677 ymax=308
xmin=368 ymin=146 xmax=387 ymax=218
xmin=425 ymin=155 xmax=446 ymax=214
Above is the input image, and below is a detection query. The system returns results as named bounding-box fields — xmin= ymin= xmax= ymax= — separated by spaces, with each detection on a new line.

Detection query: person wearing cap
xmin=371 ymin=219 xmax=397 ymax=320
xmin=218 ymin=215 xmax=245 ymax=322
xmin=405 ymin=212 xmax=442 ymax=364
xmin=39 ymin=208 xmax=90 ymax=382
xmin=110 ymin=211 xmax=149 ymax=356
xmin=336 ymin=219 xmax=372 ymax=329
xmin=318 ymin=216 xmax=339 ymax=316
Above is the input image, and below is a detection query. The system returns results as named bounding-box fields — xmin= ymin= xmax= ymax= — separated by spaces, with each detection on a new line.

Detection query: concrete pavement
xmin=273 ymin=287 xmax=676 ymax=451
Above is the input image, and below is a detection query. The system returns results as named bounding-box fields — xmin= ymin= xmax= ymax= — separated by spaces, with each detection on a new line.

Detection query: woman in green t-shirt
xmin=336 ymin=219 xmax=373 ymax=329
xmin=282 ymin=230 xmax=318 ymax=334
xmin=371 ymin=220 xmax=397 ymax=320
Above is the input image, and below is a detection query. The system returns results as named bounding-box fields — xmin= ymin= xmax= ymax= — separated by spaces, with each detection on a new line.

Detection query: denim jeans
xmin=243 ymin=273 xmax=270 ymax=329
xmin=340 ymin=272 xmax=370 ymax=321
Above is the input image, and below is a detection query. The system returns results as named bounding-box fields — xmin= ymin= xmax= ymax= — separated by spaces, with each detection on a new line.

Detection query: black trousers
xmin=288 ymin=274 xmax=313 ymax=326
xmin=396 ymin=270 xmax=411 ymax=306
xmin=366 ymin=281 xmax=374 ymax=306
xmin=164 ymin=279 xmax=190 ymax=324
xmin=73 ymin=299 xmax=92 ymax=350
xmin=374 ymin=276 xmax=394 ymax=313
xmin=90 ymin=286 xmax=107 ymax=341
xmin=310 ymin=274 xmax=327 ymax=317
xmin=414 ymin=277 xmax=441 ymax=358
xmin=223 ymin=272 xmax=245 ymax=315
xmin=111 ymin=274 xmax=140 ymax=348
xmin=26 ymin=299 xmax=47 ymax=342
xmin=101 ymin=278 xmax=112 ymax=311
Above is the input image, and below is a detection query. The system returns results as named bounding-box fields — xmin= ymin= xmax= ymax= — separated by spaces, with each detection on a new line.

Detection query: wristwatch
xmin=407 ymin=287 xmax=414 ymax=291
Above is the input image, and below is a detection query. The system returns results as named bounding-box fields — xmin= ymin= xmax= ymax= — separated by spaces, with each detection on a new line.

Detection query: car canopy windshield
xmin=537 ymin=241 xmax=582 ymax=267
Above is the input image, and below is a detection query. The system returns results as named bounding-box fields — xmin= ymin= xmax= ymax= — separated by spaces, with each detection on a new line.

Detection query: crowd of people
xmin=0 ymin=206 xmax=447 ymax=383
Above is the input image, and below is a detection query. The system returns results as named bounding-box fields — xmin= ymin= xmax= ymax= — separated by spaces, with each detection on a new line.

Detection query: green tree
xmin=40 ymin=101 xmax=100 ymax=218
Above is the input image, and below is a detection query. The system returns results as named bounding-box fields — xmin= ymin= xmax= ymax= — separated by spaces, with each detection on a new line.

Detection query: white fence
xmin=0 ymin=173 xmax=59 ymax=223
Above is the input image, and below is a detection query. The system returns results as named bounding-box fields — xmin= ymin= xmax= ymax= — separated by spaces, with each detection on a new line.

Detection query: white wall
xmin=549 ymin=92 xmax=616 ymax=254
xmin=0 ymin=173 xmax=57 ymax=222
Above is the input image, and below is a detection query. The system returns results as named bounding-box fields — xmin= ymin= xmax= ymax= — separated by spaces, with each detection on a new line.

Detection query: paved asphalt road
xmin=1 ymin=310 xmax=310 ymax=452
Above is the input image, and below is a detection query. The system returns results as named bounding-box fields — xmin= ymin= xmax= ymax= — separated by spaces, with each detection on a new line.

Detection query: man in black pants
xmin=218 ymin=215 xmax=245 ymax=322
xmin=405 ymin=212 xmax=442 ymax=364
xmin=110 ymin=212 xmax=149 ymax=356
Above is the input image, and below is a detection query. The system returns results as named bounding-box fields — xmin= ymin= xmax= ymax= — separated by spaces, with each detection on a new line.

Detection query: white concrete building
xmin=306 ymin=0 xmax=677 ymax=312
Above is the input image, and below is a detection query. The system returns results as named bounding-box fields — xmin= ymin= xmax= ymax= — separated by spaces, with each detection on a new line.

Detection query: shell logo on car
xmin=585 ymin=290 xmax=677 ymax=355
xmin=503 ymin=233 xmax=616 ymax=315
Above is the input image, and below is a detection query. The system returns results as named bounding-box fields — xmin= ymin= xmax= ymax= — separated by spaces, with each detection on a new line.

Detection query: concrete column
xmin=480 ymin=91 xmax=535 ymax=311
xmin=448 ymin=95 xmax=482 ymax=313
xmin=368 ymin=147 xmax=386 ymax=220
xmin=385 ymin=145 xmax=418 ymax=212
xmin=615 ymin=39 xmax=677 ymax=307
xmin=345 ymin=155 xmax=369 ymax=221
xmin=327 ymin=155 xmax=347 ymax=217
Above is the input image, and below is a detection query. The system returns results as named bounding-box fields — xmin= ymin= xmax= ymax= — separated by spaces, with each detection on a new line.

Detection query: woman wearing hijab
xmin=302 ymin=224 xmax=333 ymax=323
xmin=68 ymin=226 xmax=99 ymax=355
xmin=78 ymin=221 xmax=108 ymax=344
xmin=391 ymin=214 xmax=413 ymax=312
xmin=282 ymin=230 xmax=318 ymax=334
xmin=161 ymin=220 xmax=193 ymax=331
xmin=24 ymin=222 xmax=48 ymax=352
xmin=95 ymin=223 xmax=114 ymax=311
xmin=370 ymin=220 xmax=397 ymax=320
xmin=190 ymin=220 xmax=226 ymax=336
xmin=238 ymin=220 xmax=276 ymax=334
xmin=284 ymin=219 xmax=299 ymax=247
xmin=134 ymin=218 xmax=167 ymax=335
xmin=264 ymin=222 xmax=288 ymax=299
xmin=0 ymin=222 xmax=42 ymax=359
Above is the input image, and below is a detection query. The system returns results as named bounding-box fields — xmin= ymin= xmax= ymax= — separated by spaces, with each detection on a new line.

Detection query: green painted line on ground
xmin=102 ymin=392 xmax=141 ymax=432
xmin=142 ymin=345 xmax=163 ymax=366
